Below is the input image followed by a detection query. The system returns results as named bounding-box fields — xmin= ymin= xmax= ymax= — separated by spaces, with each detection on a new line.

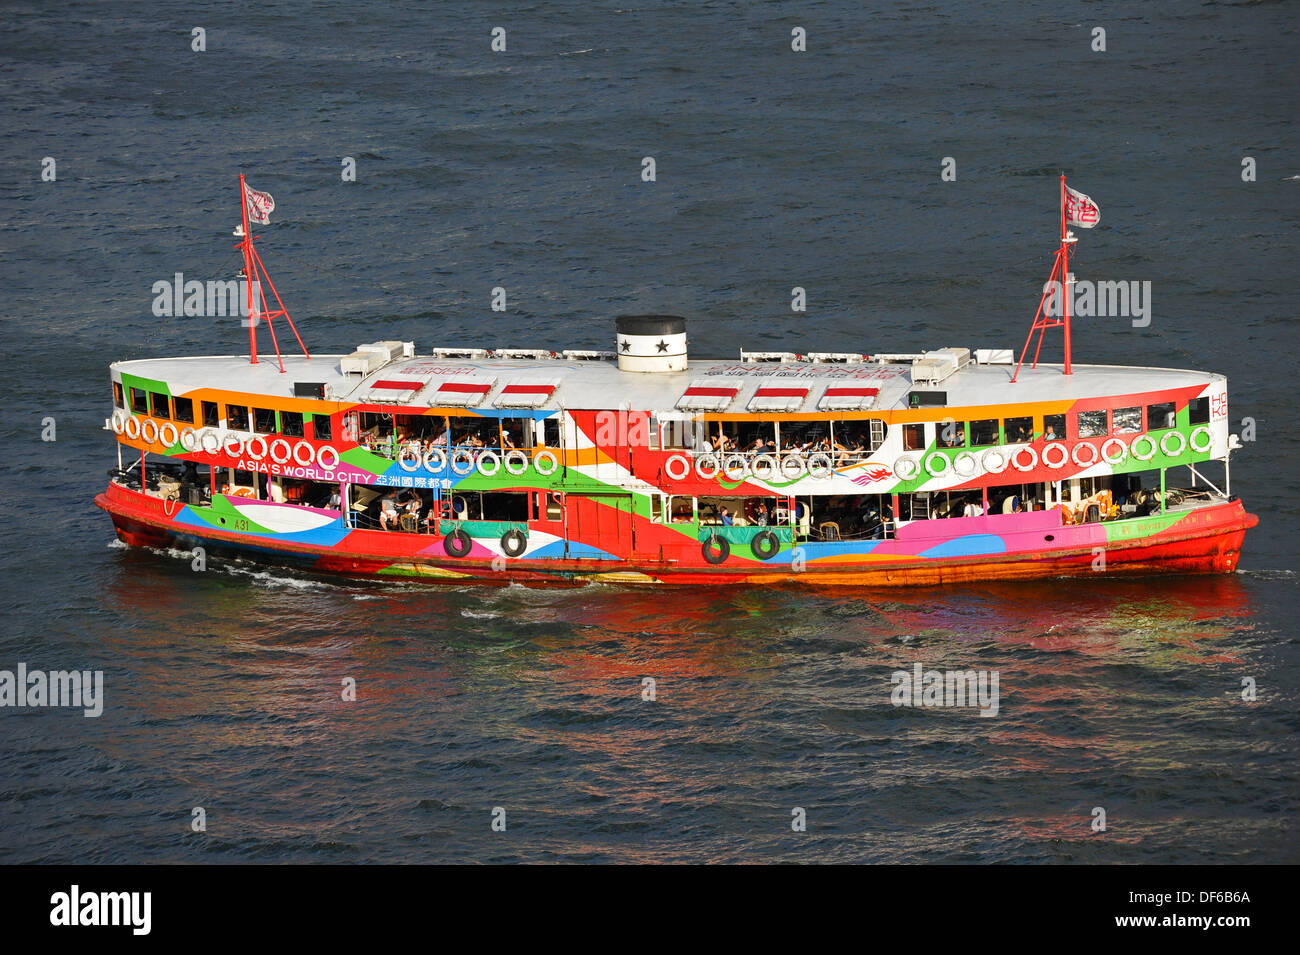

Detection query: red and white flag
xmin=1064 ymin=184 xmax=1100 ymax=229
xmin=245 ymin=185 xmax=276 ymax=225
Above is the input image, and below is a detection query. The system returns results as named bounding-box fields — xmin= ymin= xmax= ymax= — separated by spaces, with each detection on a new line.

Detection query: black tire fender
xmin=702 ymin=535 xmax=730 ymax=565
xmin=500 ymin=528 xmax=527 ymax=557
xmin=443 ymin=528 xmax=473 ymax=558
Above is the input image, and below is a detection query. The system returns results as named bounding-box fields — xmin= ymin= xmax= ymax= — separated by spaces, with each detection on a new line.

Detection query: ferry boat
xmin=96 ymin=176 xmax=1257 ymax=585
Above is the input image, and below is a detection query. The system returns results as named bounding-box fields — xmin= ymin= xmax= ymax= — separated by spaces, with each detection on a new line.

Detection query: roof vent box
xmin=355 ymin=340 xmax=413 ymax=361
xmin=341 ymin=351 xmax=385 ymax=375
xmin=615 ymin=315 xmax=688 ymax=373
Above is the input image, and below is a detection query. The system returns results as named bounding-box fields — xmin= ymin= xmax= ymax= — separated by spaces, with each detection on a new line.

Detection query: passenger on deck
xmin=1044 ymin=425 xmax=1060 ymax=440
xmin=719 ymin=506 xmax=734 ymax=526
xmin=379 ymin=491 xmax=400 ymax=530
xmin=963 ymin=499 xmax=984 ymax=517
xmin=754 ymin=501 xmax=769 ymax=526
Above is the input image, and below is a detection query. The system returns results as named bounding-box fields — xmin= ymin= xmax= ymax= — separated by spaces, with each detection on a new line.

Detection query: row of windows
xmin=114 ymin=384 xmax=332 ymax=440
xmin=905 ymin=398 xmax=1207 ymax=450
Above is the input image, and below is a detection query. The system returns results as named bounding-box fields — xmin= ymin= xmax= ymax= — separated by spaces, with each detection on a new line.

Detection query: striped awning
xmin=494 ymin=381 xmax=559 ymax=409
xmin=433 ymin=378 xmax=495 ymax=407
xmin=818 ymin=385 xmax=880 ymax=411
xmin=364 ymin=377 xmax=429 ymax=403
xmin=677 ymin=378 xmax=743 ymax=412
xmin=748 ymin=385 xmax=809 ymax=413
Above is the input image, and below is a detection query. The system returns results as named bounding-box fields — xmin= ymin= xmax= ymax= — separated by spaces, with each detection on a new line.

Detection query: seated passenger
xmin=1044 ymin=425 xmax=1060 ymax=440
xmin=379 ymin=491 xmax=400 ymax=530
xmin=753 ymin=501 xmax=770 ymax=526
xmin=719 ymin=506 xmax=734 ymax=526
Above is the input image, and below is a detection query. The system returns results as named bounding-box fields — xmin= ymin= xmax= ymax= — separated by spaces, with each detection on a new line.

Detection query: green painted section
xmin=444 ymin=520 xmax=527 ymax=537
xmin=119 ymin=371 xmax=172 ymax=397
xmin=182 ymin=494 xmax=275 ymax=533
xmin=342 ymin=445 xmax=399 ymax=473
xmin=696 ymin=525 xmax=793 ymax=545
xmin=1102 ymin=509 xmax=1189 ymax=543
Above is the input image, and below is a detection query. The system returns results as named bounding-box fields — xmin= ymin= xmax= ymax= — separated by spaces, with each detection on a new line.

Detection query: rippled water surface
xmin=1 ymin=0 xmax=1296 ymax=863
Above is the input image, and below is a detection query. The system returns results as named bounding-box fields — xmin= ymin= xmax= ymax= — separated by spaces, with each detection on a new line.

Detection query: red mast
xmin=1011 ymin=174 xmax=1077 ymax=382
xmin=235 ymin=175 xmax=310 ymax=372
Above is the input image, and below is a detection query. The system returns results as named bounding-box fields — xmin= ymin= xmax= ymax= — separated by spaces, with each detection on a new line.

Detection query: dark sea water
xmin=0 ymin=1 xmax=1296 ymax=863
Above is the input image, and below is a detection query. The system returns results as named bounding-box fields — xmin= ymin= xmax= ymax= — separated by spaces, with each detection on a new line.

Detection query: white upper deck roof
xmin=111 ymin=351 xmax=1221 ymax=413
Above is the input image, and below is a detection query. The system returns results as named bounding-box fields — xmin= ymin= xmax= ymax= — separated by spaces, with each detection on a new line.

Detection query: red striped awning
xmin=749 ymin=385 xmax=810 ymax=412
xmin=438 ymin=382 xmax=492 ymax=394
xmin=371 ymin=379 xmax=423 ymax=391
xmin=818 ymin=385 xmax=880 ymax=411
xmin=500 ymin=384 xmax=555 ymax=397
xmin=494 ymin=381 xmax=559 ymax=408
xmin=683 ymin=386 xmax=739 ymax=397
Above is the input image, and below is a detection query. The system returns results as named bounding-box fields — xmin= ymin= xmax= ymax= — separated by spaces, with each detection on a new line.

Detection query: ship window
xmin=969 ymin=419 xmax=998 ymax=446
xmin=202 ymin=401 xmax=219 ymax=427
xmin=253 ymin=407 xmax=277 ymax=434
xmin=312 ymin=414 xmax=332 ymax=441
xmin=150 ymin=393 xmax=170 ymax=419
xmin=1043 ymin=414 xmax=1066 ymax=440
xmin=539 ymin=417 xmax=560 ymax=448
xmin=1004 ymin=416 xmax=1032 ymax=443
xmin=1147 ymin=401 xmax=1175 ymax=430
xmin=129 ymin=388 xmax=148 ymax=413
xmin=227 ymin=404 xmax=249 ymax=430
xmin=1188 ymin=396 xmax=1210 ymax=425
xmin=1076 ymin=410 xmax=1107 ymax=438
xmin=281 ymin=411 xmax=304 ymax=437
xmin=112 ymin=382 xmax=124 ymax=408
xmin=938 ymin=419 xmax=966 ymax=448
xmin=173 ymin=396 xmax=194 ymax=423
xmin=651 ymin=495 xmax=664 ymax=522
xmin=1112 ymin=407 xmax=1141 ymax=434
xmin=903 ymin=423 xmax=926 ymax=451
xmin=480 ymin=492 xmax=528 ymax=522
xmin=668 ymin=496 xmax=695 ymax=523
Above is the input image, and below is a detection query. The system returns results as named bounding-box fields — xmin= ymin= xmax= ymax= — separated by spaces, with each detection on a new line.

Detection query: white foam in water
xmin=461 ymin=609 xmax=502 ymax=619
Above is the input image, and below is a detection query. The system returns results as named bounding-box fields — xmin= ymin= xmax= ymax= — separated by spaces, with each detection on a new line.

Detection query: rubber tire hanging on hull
xmin=500 ymin=529 xmax=527 ymax=557
xmin=443 ymin=529 xmax=473 ymax=557
xmin=752 ymin=531 xmax=780 ymax=560
xmin=702 ymin=535 xmax=730 ymax=564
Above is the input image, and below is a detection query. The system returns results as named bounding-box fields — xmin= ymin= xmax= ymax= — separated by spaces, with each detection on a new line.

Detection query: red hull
xmin=96 ymin=483 xmax=1257 ymax=587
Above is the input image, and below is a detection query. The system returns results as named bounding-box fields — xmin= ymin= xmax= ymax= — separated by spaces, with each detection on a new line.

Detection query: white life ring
xmin=980 ymin=448 xmax=1007 ymax=474
xmin=923 ymin=453 xmax=951 ymax=478
xmin=1130 ymin=434 xmax=1157 ymax=461
xmin=124 ymin=416 xmax=141 ymax=440
xmin=423 ymin=448 xmax=448 ymax=472
xmin=1071 ymin=441 xmax=1100 ymax=468
xmin=722 ymin=453 xmax=749 ymax=481
xmin=477 ymin=450 xmax=502 ymax=476
xmin=751 ymin=454 xmax=778 ymax=481
xmin=1189 ymin=426 xmax=1212 ymax=454
xmin=222 ymin=434 xmax=244 ymax=458
xmin=806 ymin=452 xmax=834 ymax=480
xmin=397 ymin=445 xmax=422 ymax=472
xmin=504 ymin=449 xmax=529 ymax=475
xmin=140 ymin=418 xmax=159 ymax=445
xmin=316 ymin=445 xmax=340 ymax=470
xmin=894 ymin=455 xmax=920 ymax=481
xmin=245 ymin=435 xmax=269 ymax=461
xmin=293 ymin=440 xmax=315 ymax=466
xmin=1041 ymin=442 xmax=1069 ymax=469
xmin=534 ymin=449 xmax=559 ymax=476
xmin=111 ymin=411 xmax=127 ymax=434
xmin=158 ymin=421 xmax=179 ymax=448
xmin=179 ymin=427 xmax=198 ymax=452
xmin=1161 ymin=431 xmax=1187 ymax=457
xmin=779 ymin=454 xmax=806 ymax=481
xmin=695 ymin=453 xmax=721 ymax=480
xmin=953 ymin=451 xmax=979 ymax=478
xmin=664 ymin=454 xmax=692 ymax=482
xmin=270 ymin=438 xmax=293 ymax=465
xmin=1100 ymin=437 xmax=1127 ymax=465
xmin=1011 ymin=445 xmax=1039 ymax=472
xmin=200 ymin=429 xmax=222 ymax=455
xmin=450 ymin=449 xmax=476 ymax=475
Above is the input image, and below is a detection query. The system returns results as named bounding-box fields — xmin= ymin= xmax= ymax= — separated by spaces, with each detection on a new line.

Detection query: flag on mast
xmin=245 ymin=185 xmax=276 ymax=225
xmin=1064 ymin=184 xmax=1100 ymax=229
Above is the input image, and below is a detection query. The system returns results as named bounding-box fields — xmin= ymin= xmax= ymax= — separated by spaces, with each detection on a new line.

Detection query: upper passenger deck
xmin=110 ymin=347 xmax=1222 ymax=416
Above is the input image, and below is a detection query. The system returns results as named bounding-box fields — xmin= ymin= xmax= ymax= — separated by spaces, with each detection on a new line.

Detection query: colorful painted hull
xmin=96 ymin=481 xmax=1256 ymax=586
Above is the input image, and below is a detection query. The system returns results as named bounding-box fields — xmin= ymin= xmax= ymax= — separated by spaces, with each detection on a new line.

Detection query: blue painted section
xmin=918 ymin=534 xmax=1007 ymax=558
xmin=528 ymin=540 xmax=621 ymax=561
xmin=172 ymin=506 xmax=351 ymax=548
